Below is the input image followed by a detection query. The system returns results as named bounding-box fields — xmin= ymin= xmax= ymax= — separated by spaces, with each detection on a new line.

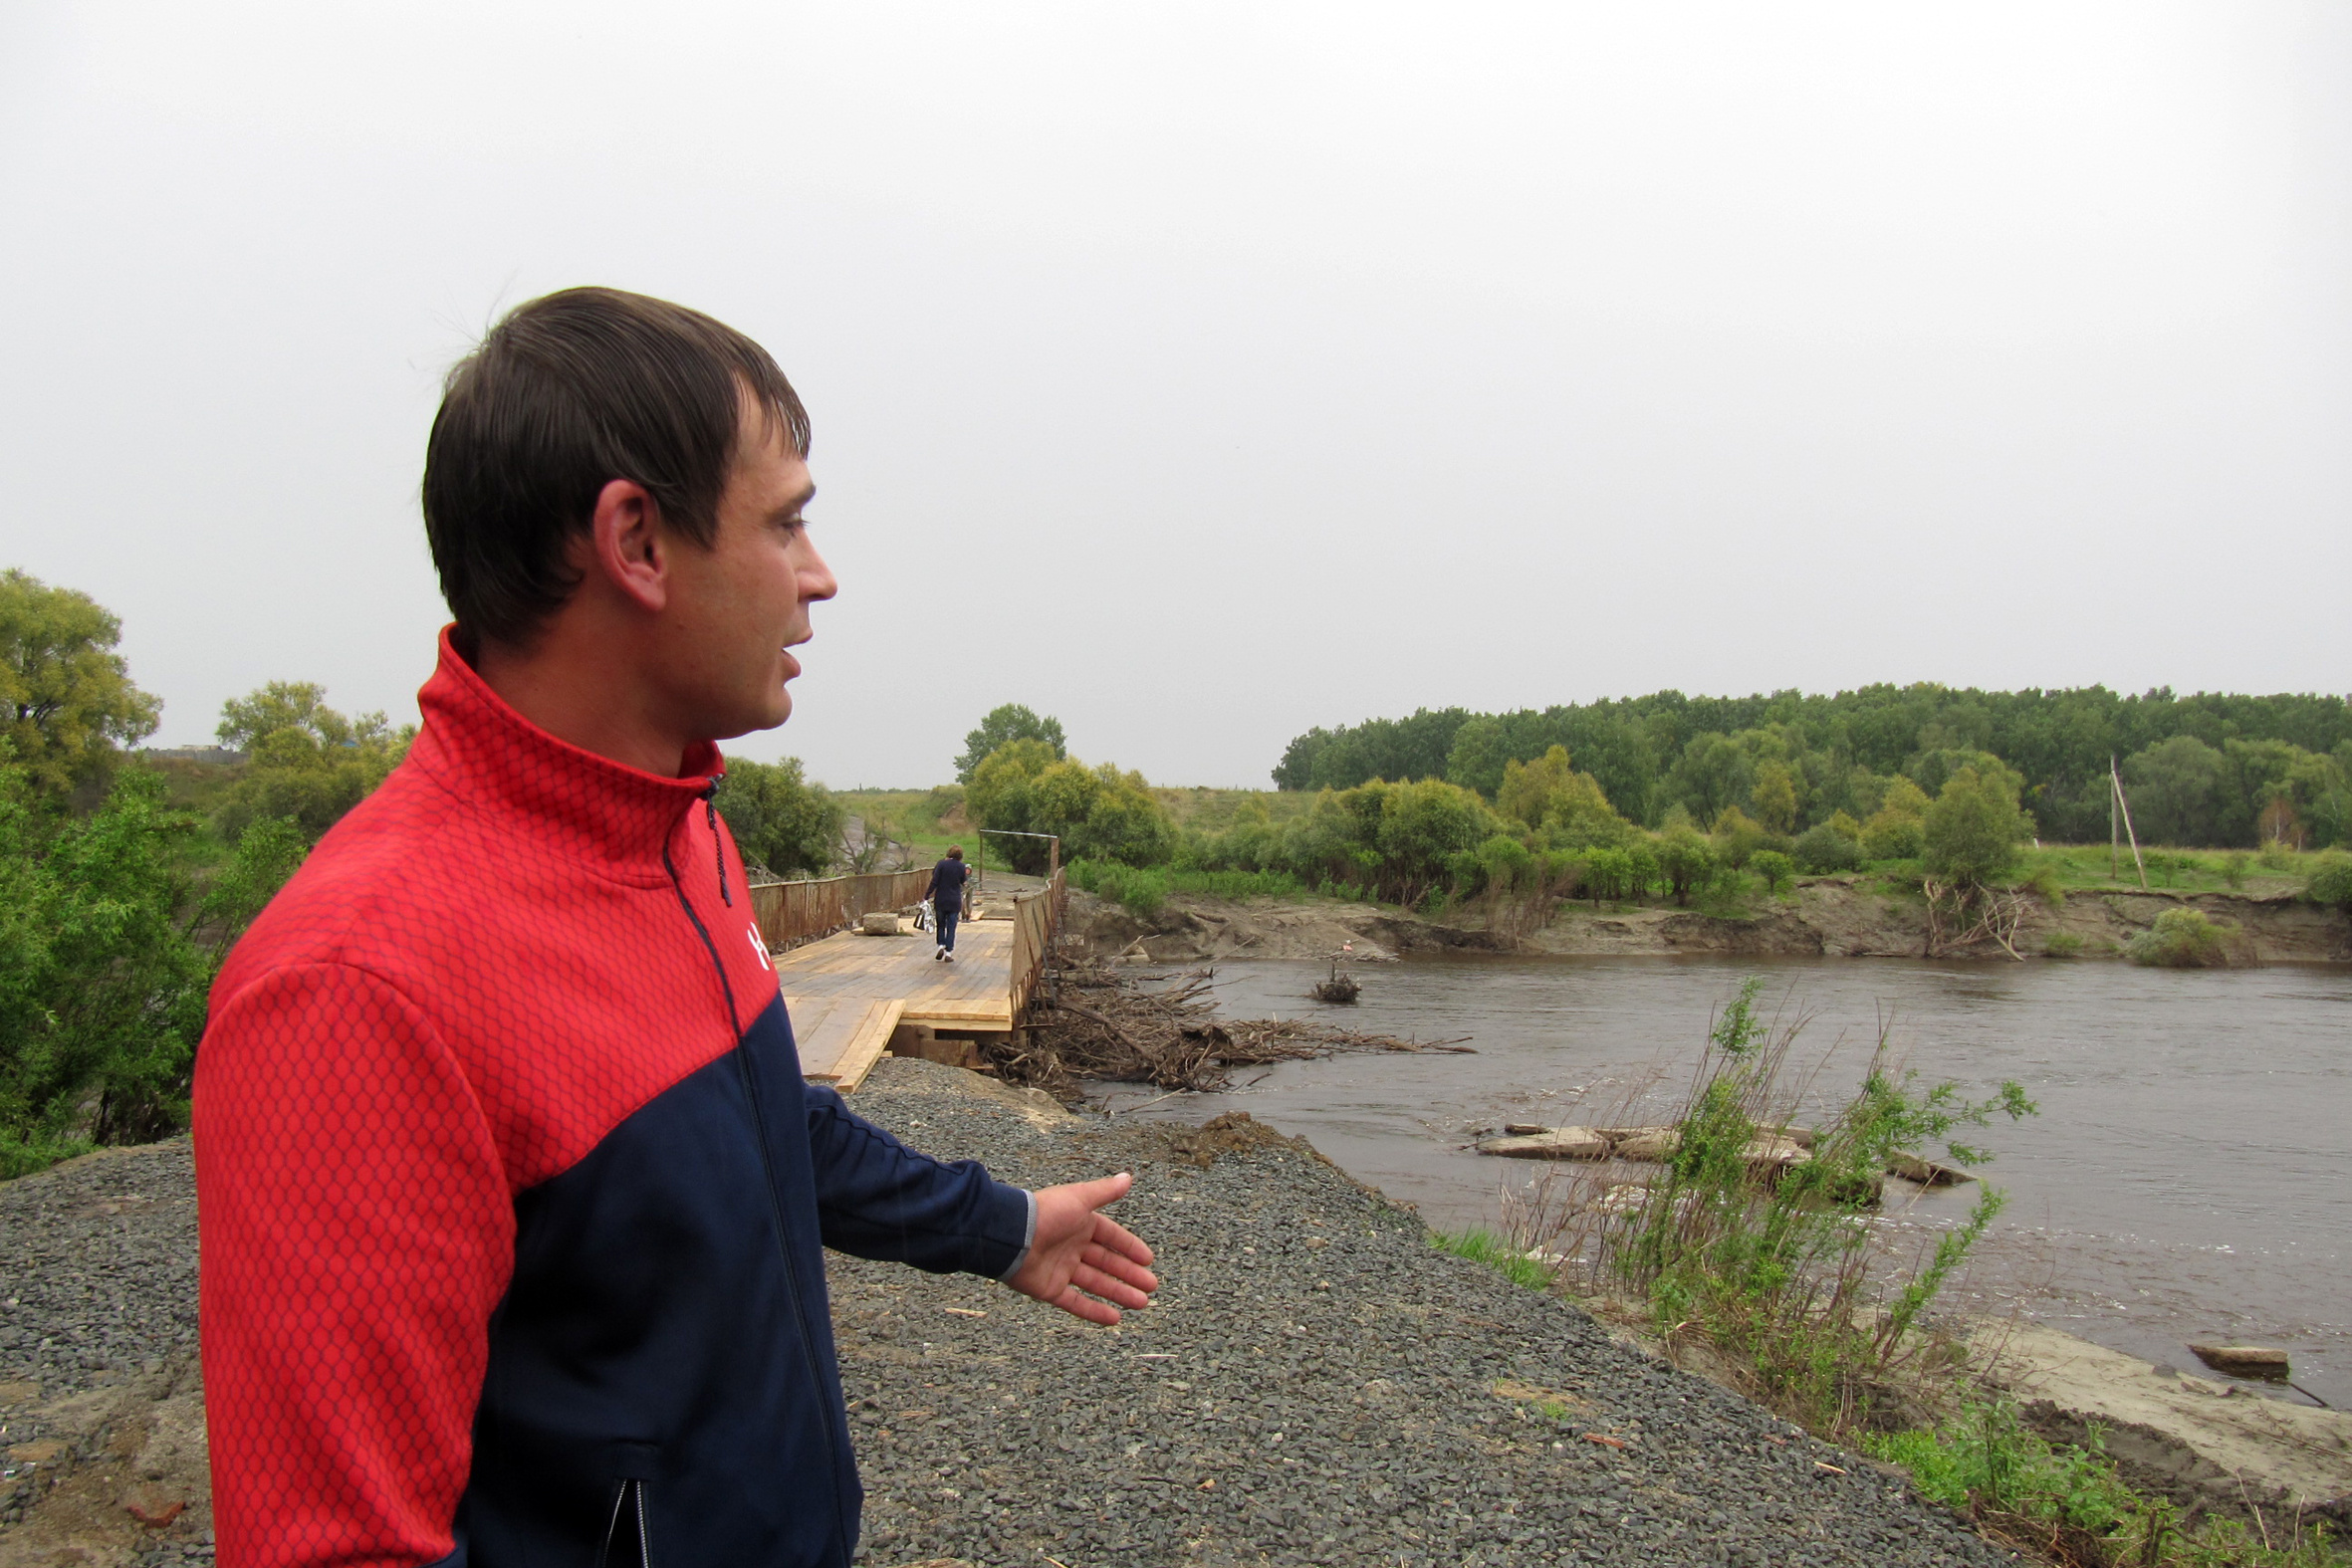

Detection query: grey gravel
xmin=0 ymin=1075 xmax=2014 ymax=1567
xmin=835 ymin=1058 xmax=2012 ymax=1568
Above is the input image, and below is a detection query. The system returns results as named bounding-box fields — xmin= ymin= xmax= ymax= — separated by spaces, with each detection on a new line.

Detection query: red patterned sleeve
xmin=195 ymin=963 xmax=514 ymax=1568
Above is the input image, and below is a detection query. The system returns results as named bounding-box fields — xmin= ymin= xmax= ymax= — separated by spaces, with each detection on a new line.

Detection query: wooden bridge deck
xmin=777 ymin=918 xmax=1016 ymax=1090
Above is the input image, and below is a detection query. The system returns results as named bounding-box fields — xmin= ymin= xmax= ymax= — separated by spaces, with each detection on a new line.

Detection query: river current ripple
xmin=1100 ymin=954 xmax=2352 ymax=1409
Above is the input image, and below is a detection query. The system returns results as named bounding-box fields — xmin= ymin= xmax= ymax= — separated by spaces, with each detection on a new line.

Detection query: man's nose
xmin=800 ymin=541 xmax=838 ymax=603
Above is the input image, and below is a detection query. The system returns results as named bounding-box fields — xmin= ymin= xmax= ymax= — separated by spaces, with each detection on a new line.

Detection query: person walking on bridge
xmin=194 ymin=288 xmax=1158 ymax=1568
xmin=928 ymin=843 xmax=970 ymax=961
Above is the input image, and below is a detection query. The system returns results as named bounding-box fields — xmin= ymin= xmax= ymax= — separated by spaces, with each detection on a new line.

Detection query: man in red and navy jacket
xmin=194 ymin=288 xmax=1159 ymax=1567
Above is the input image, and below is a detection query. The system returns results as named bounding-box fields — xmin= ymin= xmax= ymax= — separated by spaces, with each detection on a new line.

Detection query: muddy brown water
xmin=1095 ymin=955 xmax=2352 ymax=1409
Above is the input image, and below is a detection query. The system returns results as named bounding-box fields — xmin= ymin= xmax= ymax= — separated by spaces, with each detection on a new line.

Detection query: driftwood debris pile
xmin=1001 ymin=954 xmax=1470 ymax=1100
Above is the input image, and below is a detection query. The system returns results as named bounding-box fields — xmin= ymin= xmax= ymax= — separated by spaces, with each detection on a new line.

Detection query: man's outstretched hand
xmin=1008 ymin=1173 xmax=1159 ymax=1325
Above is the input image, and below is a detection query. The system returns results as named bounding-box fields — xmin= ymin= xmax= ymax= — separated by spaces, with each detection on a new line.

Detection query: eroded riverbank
xmin=1058 ymin=881 xmax=2352 ymax=966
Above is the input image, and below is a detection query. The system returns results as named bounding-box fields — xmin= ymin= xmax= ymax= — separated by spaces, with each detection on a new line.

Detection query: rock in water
xmin=1886 ymin=1153 xmax=1976 ymax=1187
xmin=1740 ymin=1134 xmax=1810 ymax=1173
xmin=2190 ymin=1344 xmax=2291 ymax=1376
xmin=1611 ymin=1127 xmax=1682 ymax=1162
xmin=1478 ymin=1127 xmax=1611 ymax=1161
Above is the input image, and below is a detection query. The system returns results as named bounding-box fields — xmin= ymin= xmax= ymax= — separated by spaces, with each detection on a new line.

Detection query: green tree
xmin=1791 ymin=820 xmax=1861 ymax=874
xmin=0 ymin=765 xmax=300 ymax=1163
xmin=1922 ymin=766 xmax=2029 ymax=887
xmin=0 ymin=569 xmax=162 ymax=799
xmin=1749 ymin=759 xmax=1800 ymax=835
xmin=1710 ymin=806 xmax=1767 ymax=869
xmin=214 ymin=682 xmax=412 ymax=841
xmin=954 ymin=704 xmax=1066 ymax=784
xmin=1497 ymin=746 xmax=1631 ymax=847
xmin=2122 ymin=735 xmax=2231 ymax=846
xmin=967 ymin=741 xmax=1176 ymax=870
xmin=719 ymin=756 xmax=845 ymax=876
xmin=1751 ymin=849 xmax=1795 ymax=895
xmin=1664 ymin=733 xmax=1755 ymax=826
xmin=1655 ymin=825 xmax=1717 ymax=906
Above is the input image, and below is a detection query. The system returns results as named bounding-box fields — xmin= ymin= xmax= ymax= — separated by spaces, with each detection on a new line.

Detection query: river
xmin=1097 ymin=955 xmax=2352 ymax=1408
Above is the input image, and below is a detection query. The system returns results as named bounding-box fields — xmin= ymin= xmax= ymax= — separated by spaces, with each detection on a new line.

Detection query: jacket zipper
xmin=660 ymin=833 xmax=853 ymax=1559
xmin=597 ymin=1478 xmax=649 ymax=1568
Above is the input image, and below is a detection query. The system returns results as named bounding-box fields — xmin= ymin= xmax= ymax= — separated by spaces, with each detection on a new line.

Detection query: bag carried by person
xmin=912 ymin=901 xmax=932 ymax=932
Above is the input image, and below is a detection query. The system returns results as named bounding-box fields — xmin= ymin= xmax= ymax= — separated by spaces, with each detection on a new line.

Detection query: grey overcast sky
xmin=3 ymin=3 xmax=2346 ymax=787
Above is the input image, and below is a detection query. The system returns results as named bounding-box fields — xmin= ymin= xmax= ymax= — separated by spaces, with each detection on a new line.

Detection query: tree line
xmin=1271 ymin=685 xmax=2352 ymax=850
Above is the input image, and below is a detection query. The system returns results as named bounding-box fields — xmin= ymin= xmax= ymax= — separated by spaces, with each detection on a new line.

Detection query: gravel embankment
xmin=0 ymin=1066 xmax=2014 ymax=1567
xmin=835 ymin=1058 xmax=2009 ymax=1568
xmin=0 ymin=1137 xmax=211 ymax=1563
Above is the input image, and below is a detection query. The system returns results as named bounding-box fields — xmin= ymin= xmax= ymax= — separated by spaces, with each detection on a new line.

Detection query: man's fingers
xmin=1079 ymin=1243 xmax=1159 ymax=1295
xmin=1068 ymin=1262 xmax=1152 ymax=1310
xmin=1087 ymin=1214 xmax=1154 ymax=1267
xmin=1055 ymin=1286 xmax=1122 ymax=1327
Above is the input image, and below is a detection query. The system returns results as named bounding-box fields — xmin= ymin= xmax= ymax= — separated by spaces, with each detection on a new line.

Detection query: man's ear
xmin=586 ymin=478 xmax=669 ymax=613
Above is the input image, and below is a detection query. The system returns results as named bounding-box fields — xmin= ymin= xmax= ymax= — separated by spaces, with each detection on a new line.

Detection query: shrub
xmin=1655 ymin=826 xmax=1717 ymax=906
xmin=719 ymin=756 xmax=845 ymax=876
xmin=1921 ymin=766 xmax=2028 ymax=887
xmin=2223 ymin=850 xmax=2249 ymax=890
xmin=1858 ymin=808 xmax=1925 ymax=862
xmin=1791 ymin=821 xmax=1861 ymax=875
xmin=2303 ymin=853 xmax=2352 ymax=913
xmin=2041 ymin=932 xmax=2084 ymax=959
xmin=2125 ymin=907 xmax=2234 ymax=968
xmin=1750 ymin=849 xmax=1795 ymax=895
xmin=2257 ymin=839 xmax=2300 ymax=872
xmin=1066 ymin=858 xmax=1169 ymax=917
xmin=1711 ymin=806 xmax=1767 ymax=869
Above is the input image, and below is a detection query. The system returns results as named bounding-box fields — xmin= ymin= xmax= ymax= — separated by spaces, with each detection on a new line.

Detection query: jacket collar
xmin=410 ymin=626 xmax=724 ymax=876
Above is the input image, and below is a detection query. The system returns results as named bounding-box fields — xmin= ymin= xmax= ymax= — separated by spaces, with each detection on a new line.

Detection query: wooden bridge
xmin=750 ymin=867 xmax=1064 ymax=1092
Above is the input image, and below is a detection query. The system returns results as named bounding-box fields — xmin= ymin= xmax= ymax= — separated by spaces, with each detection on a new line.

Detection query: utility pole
xmin=2110 ymin=757 xmax=2148 ymax=891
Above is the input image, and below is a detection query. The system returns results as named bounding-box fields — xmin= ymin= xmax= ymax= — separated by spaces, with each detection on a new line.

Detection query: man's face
xmin=655 ymin=396 xmax=836 ymax=744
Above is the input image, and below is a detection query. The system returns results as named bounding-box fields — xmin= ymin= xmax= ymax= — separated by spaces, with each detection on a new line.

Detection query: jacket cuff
xmin=994 ymin=1188 xmax=1039 ymax=1283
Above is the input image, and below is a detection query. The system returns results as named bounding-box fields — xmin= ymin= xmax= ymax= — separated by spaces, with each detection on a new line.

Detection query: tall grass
xmin=1520 ymin=979 xmax=2033 ymax=1437
xmin=1065 ymin=858 xmax=1305 ymax=917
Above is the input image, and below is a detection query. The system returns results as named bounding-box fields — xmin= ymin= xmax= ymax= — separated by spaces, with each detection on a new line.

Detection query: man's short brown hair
xmin=422 ymin=288 xmax=811 ymax=647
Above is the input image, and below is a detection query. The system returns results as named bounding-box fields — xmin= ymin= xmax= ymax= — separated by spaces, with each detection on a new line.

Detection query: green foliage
xmin=1279 ymin=684 xmax=2352 ymax=849
xmin=1750 ymin=849 xmax=1795 ymax=895
xmin=953 ymin=704 xmax=1066 ymax=784
xmin=719 ymin=756 xmax=846 ymax=876
xmin=0 ymin=569 xmax=162 ymax=799
xmin=1066 ymin=859 xmax=1169 ymax=917
xmin=2303 ymin=853 xmax=2352 ymax=913
xmin=1655 ymin=825 xmax=1717 ymax=906
xmin=1864 ymin=1401 xmax=2345 ymax=1567
xmin=1750 ymin=759 xmax=1800 ymax=835
xmin=1922 ymin=766 xmax=2029 ymax=887
xmin=2126 ymin=907 xmax=2235 ymax=969
xmin=968 ymin=742 xmax=1178 ymax=870
xmin=1497 ymin=746 xmax=1632 ymax=846
xmin=1711 ymin=806 xmax=1768 ymax=869
xmin=0 ymin=763 xmax=305 ymax=1168
xmin=1430 ymin=1228 xmax=1554 ymax=1290
xmin=1859 ymin=809 xmax=1926 ymax=861
xmin=1568 ymin=979 xmax=2035 ymax=1438
xmin=213 ymin=682 xmax=413 ymax=842
xmin=1791 ymin=820 xmax=1861 ymax=875
xmin=2042 ymin=931 xmax=2085 ymax=958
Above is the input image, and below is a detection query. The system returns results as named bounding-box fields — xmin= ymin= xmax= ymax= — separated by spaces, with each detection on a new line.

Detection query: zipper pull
xmin=703 ymin=784 xmax=732 ymax=907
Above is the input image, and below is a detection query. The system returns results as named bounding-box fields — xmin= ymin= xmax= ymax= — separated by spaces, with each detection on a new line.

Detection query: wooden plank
xmin=823 ymin=999 xmax=905 ymax=1093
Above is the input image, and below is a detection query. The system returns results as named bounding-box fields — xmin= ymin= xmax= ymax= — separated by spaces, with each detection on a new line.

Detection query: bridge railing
xmin=747 ymin=868 xmax=935 ymax=952
xmin=1008 ymin=865 xmax=1067 ymax=1022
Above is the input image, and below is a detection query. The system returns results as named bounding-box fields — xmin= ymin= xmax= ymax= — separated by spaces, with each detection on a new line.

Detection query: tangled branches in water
xmin=997 ymin=949 xmax=1470 ymax=1101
